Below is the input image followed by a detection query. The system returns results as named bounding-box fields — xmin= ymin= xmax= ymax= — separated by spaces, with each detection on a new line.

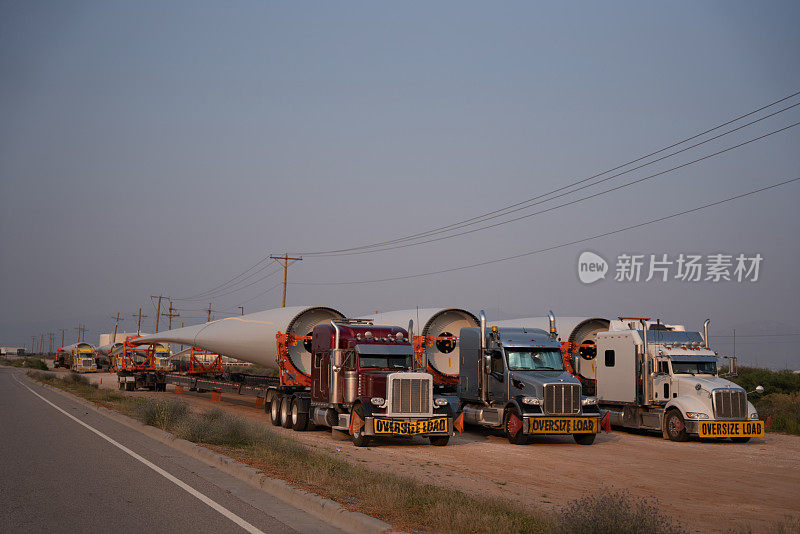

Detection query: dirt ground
xmin=80 ymin=371 xmax=799 ymax=533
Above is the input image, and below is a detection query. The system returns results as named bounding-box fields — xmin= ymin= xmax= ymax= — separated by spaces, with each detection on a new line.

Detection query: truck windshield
xmin=358 ymin=354 xmax=413 ymax=369
xmin=506 ymin=349 xmax=564 ymax=371
xmin=672 ymin=361 xmax=716 ymax=375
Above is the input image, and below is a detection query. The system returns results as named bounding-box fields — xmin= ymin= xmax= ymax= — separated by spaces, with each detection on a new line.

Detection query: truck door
xmin=318 ymin=352 xmax=331 ymax=403
xmin=653 ymin=358 xmax=673 ymax=401
xmin=488 ymin=349 xmax=508 ymax=402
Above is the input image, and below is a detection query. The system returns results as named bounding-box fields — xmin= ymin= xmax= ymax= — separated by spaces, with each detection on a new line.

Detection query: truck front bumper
xmin=523 ymin=415 xmax=601 ymax=435
xmin=364 ymin=416 xmax=453 ymax=437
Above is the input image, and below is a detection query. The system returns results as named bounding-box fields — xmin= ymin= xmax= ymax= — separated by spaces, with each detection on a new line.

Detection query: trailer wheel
xmin=351 ymin=405 xmax=370 ymax=447
xmin=573 ymin=433 xmax=596 ymax=445
xmin=429 ymin=436 xmax=450 ymax=446
xmin=125 ymin=382 xmax=135 ymax=391
xmin=504 ymin=406 xmax=528 ymax=445
xmin=290 ymin=397 xmax=308 ymax=431
xmin=665 ymin=409 xmax=689 ymax=442
xmin=730 ymin=437 xmax=751 ymax=443
xmin=281 ymin=396 xmax=293 ymax=429
xmin=269 ymin=394 xmax=283 ymax=426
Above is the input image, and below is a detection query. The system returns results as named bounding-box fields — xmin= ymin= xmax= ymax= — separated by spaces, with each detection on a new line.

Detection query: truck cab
xmin=153 ymin=345 xmax=174 ymax=371
xmin=458 ymin=312 xmax=601 ymax=445
xmin=72 ymin=344 xmax=97 ymax=373
xmin=270 ymin=319 xmax=455 ymax=447
xmin=596 ymin=319 xmax=763 ymax=442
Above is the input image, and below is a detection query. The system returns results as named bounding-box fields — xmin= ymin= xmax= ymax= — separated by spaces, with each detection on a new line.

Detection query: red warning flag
xmin=507 ymin=413 xmax=523 ymax=436
xmin=349 ymin=410 xmax=364 ymax=435
xmin=765 ymin=415 xmax=772 ymax=429
xmin=600 ymin=412 xmax=611 ymax=433
xmin=454 ymin=412 xmax=464 ymax=434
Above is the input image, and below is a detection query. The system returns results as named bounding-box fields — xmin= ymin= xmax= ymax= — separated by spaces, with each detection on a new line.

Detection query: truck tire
xmin=269 ymin=394 xmax=283 ymax=426
xmin=281 ymin=396 xmax=293 ymax=429
xmin=573 ymin=433 xmax=596 ymax=445
xmin=125 ymin=382 xmax=135 ymax=391
xmin=665 ymin=409 xmax=689 ymax=442
xmin=730 ymin=437 xmax=751 ymax=443
xmin=351 ymin=405 xmax=370 ymax=447
xmin=429 ymin=436 xmax=450 ymax=446
xmin=504 ymin=406 xmax=527 ymax=445
xmin=290 ymin=397 xmax=309 ymax=431
xmin=118 ymin=381 xmax=124 ymax=391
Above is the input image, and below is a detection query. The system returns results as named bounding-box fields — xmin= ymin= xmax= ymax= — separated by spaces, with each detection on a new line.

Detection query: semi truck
xmin=132 ymin=306 xmax=455 ymax=447
xmin=61 ymin=343 xmax=97 ymax=373
xmin=498 ymin=315 xmax=765 ymax=442
xmin=457 ymin=311 xmax=602 ymax=445
xmin=111 ymin=338 xmax=169 ymax=391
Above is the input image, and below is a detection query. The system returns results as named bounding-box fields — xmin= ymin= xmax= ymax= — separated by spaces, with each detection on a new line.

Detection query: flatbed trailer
xmin=166 ymin=373 xmax=279 ymax=397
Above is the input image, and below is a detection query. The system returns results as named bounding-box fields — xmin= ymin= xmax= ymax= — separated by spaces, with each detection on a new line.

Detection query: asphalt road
xmin=0 ymin=368 xmax=346 ymax=534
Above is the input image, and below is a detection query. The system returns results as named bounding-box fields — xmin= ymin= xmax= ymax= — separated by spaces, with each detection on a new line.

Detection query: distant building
xmin=0 ymin=347 xmax=25 ymax=356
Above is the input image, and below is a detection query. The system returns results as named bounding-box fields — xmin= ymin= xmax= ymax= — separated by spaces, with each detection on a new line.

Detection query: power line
xmin=715 ymin=333 xmax=800 ymax=338
xmin=173 ymin=267 xmax=283 ymax=301
xmin=291 ymin=177 xmax=799 ymax=285
xmin=295 ymin=90 xmax=800 ymax=256
xmin=177 ymin=256 xmax=270 ymax=300
xmin=302 ymin=120 xmax=800 ymax=257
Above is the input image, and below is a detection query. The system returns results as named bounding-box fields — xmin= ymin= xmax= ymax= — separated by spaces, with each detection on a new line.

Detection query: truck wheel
xmin=269 ymin=394 xmax=283 ymax=426
xmin=429 ymin=436 xmax=450 ymax=446
xmin=118 ymin=381 xmax=124 ymax=391
xmin=504 ymin=407 xmax=527 ymax=445
xmin=665 ymin=409 xmax=689 ymax=442
xmin=281 ymin=396 xmax=293 ymax=429
xmin=290 ymin=397 xmax=309 ymax=431
xmin=730 ymin=437 xmax=751 ymax=443
xmin=351 ymin=405 xmax=370 ymax=447
xmin=125 ymin=382 xmax=135 ymax=391
xmin=573 ymin=433 xmax=596 ymax=445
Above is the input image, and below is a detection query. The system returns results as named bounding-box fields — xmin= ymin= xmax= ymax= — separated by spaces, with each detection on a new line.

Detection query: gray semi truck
xmin=456 ymin=311 xmax=603 ymax=445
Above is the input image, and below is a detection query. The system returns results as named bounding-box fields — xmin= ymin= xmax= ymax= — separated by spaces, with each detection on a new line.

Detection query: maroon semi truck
xmin=266 ymin=319 xmax=455 ymax=447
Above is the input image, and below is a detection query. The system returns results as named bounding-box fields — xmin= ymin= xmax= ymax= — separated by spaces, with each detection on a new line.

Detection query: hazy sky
xmin=1 ymin=1 xmax=799 ymax=367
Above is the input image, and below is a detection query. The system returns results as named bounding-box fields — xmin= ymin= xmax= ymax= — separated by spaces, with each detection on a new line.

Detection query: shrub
xmin=134 ymin=398 xmax=189 ymax=431
xmin=176 ymin=408 xmax=265 ymax=446
xmin=754 ymin=393 xmax=800 ymax=435
xmin=728 ymin=367 xmax=800 ymax=395
xmin=557 ymin=488 xmax=685 ymax=534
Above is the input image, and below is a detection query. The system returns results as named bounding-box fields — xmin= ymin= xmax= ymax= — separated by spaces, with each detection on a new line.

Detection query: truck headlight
xmin=750 ymin=412 xmax=759 ymax=420
xmin=521 ymin=397 xmax=541 ymax=405
xmin=685 ymin=412 xmax=709 ymax=419
xmin=434 ymin=398 xmax=449 ymax=406
xmin=581 ymin=397 xmax=598 ymax=406
xmin=370 ymin=397 xmax=385 ymax=406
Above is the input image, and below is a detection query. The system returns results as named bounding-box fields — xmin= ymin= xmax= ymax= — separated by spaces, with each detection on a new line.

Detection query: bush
xmin=754 ymin=393 xmax=800 ymax=435
xmin=728 ymin=367 xmax=800 ymax=395
xmin=134 ymin=398 xmax=189 ymax=431
xmin=0 ymin=357 xmax=48 ymax=370
xmin=176 ymin=408 xmax=265 ymax=446
xmin=557 ymin=488 xmax=685 ymax=534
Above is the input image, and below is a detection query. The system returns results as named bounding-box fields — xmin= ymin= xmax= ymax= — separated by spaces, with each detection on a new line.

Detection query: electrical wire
xmin=175 ymin=267 xmax=283 ymax=301
xmin=295 ymin=90 xmax=800 ymax=256
xmin=290 ymin=177 xmax=799 ymax=285
xmin=176 ymin=256 xmax=271 ymax=300
xmin=300 ymin=120 xmax=800 ymax=256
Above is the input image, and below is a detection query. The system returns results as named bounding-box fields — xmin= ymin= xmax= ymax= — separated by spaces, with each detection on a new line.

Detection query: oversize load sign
xmin=373 ymin=417 xmax=448 ymax=435
xmin=528 ymin=417 xmax=598 ymax=434
xmin=698 ymin=420 xmax=764 ymax=438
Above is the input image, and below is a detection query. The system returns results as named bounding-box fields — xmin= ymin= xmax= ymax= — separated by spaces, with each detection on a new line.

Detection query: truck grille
xmin=713 ymin=389 xmax=747 ymax=419
xmin=544 ymin=383 xmax=581 ymax=415
xmin=390 ymin=377 xmax=431 ymax=415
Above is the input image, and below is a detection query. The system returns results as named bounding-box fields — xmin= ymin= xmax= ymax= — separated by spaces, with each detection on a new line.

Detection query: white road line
xmin=13 ymin=374 xmax=267 ymax=534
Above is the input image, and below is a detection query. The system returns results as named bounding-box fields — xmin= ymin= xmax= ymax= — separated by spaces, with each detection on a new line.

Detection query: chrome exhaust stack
xmin=640 ymin=319 xmax=651 ymax=405
xmin=330 ymin=320 xmax=341 ymax=405
xmin=548 ymin=310 xmax=557 ymax=340
xmin=480 ymin=310 xmax=489 ymax=404
xmin=703 ymin=319 xmax=711 ymax=349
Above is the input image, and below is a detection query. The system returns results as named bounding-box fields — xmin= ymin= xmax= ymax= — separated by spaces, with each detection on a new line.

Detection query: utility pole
xmin=151 ymin=295 xmax=164 ymax=333
xmin=48 ymin=333 xmax=54 ymax=355
xmin=206 ymin=303 xmax=212 ymax=322
xmin=162 ymin=300 xmax=180 ymax=330
xmin=31 ymin=336 xmax=35 ymax=354
xmin=270 ymin=254 xmax=302 ymax=307
xmin=40 ymin=333 xmax=45 ymax=355
xmin=111 ymin=313 xmax=123 ymax=343
xmin=60 ymin=328 xmax=67 ymax=348
xmin=133 ymin=308 xmax=148 ymax=335
xmin=238 ymin=306 xmax=244 ymax=316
